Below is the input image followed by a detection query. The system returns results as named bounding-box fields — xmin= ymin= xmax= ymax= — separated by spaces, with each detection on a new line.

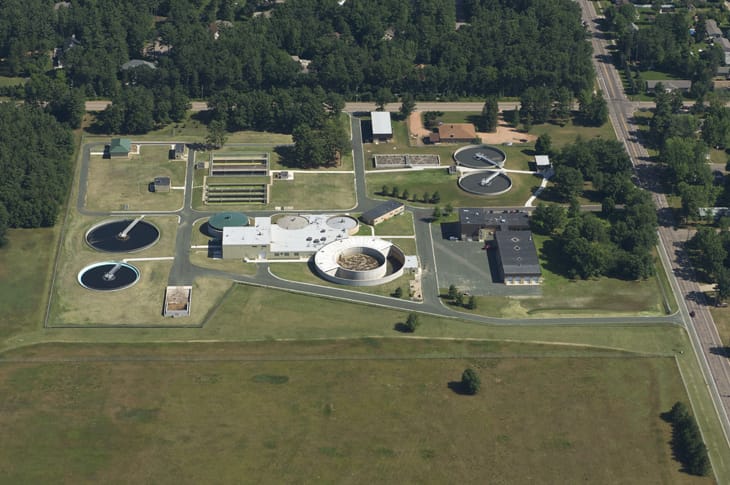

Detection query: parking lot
xmin=430 ymin=224 xmax=541 ymax=297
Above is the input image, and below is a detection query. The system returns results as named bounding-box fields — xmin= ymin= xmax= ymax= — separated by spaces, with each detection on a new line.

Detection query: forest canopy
xmin=0 ymin=103 xmax=74 ymax=240
xmin=0 ymin=0 xmax=594 ymax=104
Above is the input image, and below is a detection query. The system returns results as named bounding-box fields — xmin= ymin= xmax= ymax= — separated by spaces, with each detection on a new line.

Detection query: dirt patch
xmin=408 ymin=111 xmax=536 ymax=146
xmin=477 ymin=119 xmax=536 ymax=145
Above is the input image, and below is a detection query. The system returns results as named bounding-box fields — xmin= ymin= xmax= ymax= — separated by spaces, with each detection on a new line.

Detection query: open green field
xmin=86 ymin=146 xmax=185 ymax=212
xmin=371 ymin=211 xmax=415 ymax=236
xmin=0 ymin=339 xmax=706 ymax=484
xmin=0 ymin=228 xmax=58 ymax=339
xmin=269 ymin=262 xmax=413 ymax=299
xmin=366 ymin=169 xmax=541 ymax=208
xmin=268 ymin=173 xmax=355 ymax=210
xmin=527 ymin=117 xmax=617 ymax=147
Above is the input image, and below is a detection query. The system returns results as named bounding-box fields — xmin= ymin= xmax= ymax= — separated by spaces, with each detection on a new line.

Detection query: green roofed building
xmin=208 ymin=212 xmax=250 ymax=238
xmin=109 ymin=138 xmax=132 ymax=158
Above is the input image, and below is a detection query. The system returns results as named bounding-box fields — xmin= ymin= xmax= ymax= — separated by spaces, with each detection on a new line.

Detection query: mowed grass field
xmin=367 ymin=169 xmax=541 ymax=208
xmin=85 ymin=146 xmax=186 ymax=212
xmin=0 ymin=340 xmax=705 ymax=484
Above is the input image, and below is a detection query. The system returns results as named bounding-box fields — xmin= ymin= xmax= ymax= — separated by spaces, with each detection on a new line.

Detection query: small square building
xmin=153 ymin=176 xmax=171 ymax=193
xmin=371 ymin=111 xmax=393 ymax=142
xmin=109 ymin=138 xmax=132 ymax=158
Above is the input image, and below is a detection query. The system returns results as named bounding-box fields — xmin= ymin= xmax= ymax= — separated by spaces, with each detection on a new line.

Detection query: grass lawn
xmin=709 ymin=307 xmax=730 ymax=346
xmin=0 ymin=76 xmax=27 ymax=87
xmin=371 ymin=211 xmax=415 ymax=236
xmin=366 ymin=169 xmax=542 ymax=208
xmin=0 ymin=339 xmax=704 ymax=484
xmin=85 ymin=146 xmax=186 ymax=212
xmin=269 ymin=262 xmax=414 ymax=299
xmin=0 ymin=228 xmax=58 ymax=339
xmin=268 ymin=173 xmax=355 ymax=210
xmin=527 ymin=117 xmax=617 ymax=148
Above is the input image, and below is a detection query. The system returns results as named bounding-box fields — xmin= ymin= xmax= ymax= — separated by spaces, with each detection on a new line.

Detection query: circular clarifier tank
xmin=453 ymin=145 xmax=507 ymax=169
xmin=86 ymin=218 xmax=160 ymax=252
xmin=458 ymin=171 xmax=513 ymax=196
xmin=78 ymin=261 xmax=140 ymax=291
xmin=276 ymin=214 xmax=310 ymax=230
xmin=326 ymin=215 xmax=359 ymax=235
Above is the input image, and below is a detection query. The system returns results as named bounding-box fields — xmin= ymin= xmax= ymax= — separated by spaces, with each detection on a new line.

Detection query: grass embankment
xmin=0 ymin=339 xmax=706 ymax=484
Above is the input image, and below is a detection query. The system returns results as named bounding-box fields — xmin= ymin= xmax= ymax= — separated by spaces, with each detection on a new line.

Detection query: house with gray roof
xmin=646 ymin=79 xmax=692 ymax=93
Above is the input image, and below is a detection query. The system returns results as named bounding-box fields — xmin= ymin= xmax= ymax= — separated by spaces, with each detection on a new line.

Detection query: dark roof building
xmin=494 ymin=231 xmax=542 ymax=285
xmin=153 ymin=176 xmax=171 ymax=192
xmin=361 ymin=200 xmax=405 ymax=225
xmin=458 ymin=208 xmax=530 ymax=240
xmin=646 ymin=80 xmax=692 ymax=93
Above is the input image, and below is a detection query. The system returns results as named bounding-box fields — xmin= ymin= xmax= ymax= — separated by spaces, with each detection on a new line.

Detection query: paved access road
xmin=576 ymin=0 xmax=730 ymax=450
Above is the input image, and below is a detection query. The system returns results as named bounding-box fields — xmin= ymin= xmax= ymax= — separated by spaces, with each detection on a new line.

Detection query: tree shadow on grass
xmin=274 ymin=145 xmax=298 ymax=168
xmin=539 ymin=238 xmax=571 ymax=278
xmin=393 ymin=323 xmax=413 ymax=333
xmin=447 ymin=381 xmax=472 ymax=395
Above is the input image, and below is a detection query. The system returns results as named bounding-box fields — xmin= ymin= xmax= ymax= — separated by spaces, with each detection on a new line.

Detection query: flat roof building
xmin=719 ymin=37 xmax=730 ymax=65
xmin=459 ymin=208 xmax=530 ymax=240
xmin=371 ymin=111 xmax=393 ymax=142
xmin=535 ymin=155 xmax=551 ymax=169
xmin=361 ymin=200 xmax=405 ymax=225
xmin=221 ymin=214 xmax=359 ymax=260
xmin=494 ymin=230 xmax=542 ymax=285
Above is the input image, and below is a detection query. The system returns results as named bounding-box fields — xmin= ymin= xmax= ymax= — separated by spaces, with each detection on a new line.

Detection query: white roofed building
xmin=371 ymin=111 xmax=393 ymax=142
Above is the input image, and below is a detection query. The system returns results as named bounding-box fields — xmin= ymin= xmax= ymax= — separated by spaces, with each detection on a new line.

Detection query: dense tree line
xmin=686 ymin=226 xmax=730 ymax=301
xmin=552 ymin=137 xmax=635 ymax=204
xmin=534 ymin=136 xmax=657 ymax=281
xmin=1 ymin=0 xmax=594 ymax=134
xmin=0 ymin=103 xmax=74 ymax=239
xmin=666 ymin=402 xmax=712 ymax=477
xmin=649 ymin=90 xmax=726 ymax=221
xmin=532 ymin=188 xmax=657 ymax=280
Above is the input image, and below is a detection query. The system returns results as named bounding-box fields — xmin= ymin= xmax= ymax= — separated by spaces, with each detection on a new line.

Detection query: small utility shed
xmin=535 ymin=155 xmax=551 ymax=170
xmin=361 ymin=200 xmax=405 ymax=225
xmin=170 ymin=143 xmax=187 ymax=160
xmin=153 ymin=176 xmax=171 ymax=192
xmin=109 ymin=138 xmax=132 ymax=158
xmin=371 ymin=111 xmax=393 ymax=142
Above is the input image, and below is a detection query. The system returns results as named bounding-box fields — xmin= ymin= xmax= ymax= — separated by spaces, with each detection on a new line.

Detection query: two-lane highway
xmin=576 ymin=0 xmax=730 ymax=452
